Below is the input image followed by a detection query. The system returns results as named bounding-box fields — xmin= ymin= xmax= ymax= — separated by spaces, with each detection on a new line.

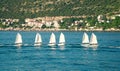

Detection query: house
xmin=53 ymin=21 xmax=60 ymax=29
xmin=25 ymin=18 xmax=43 ymax=28
xmin=97 ymin=15 xmax=104 ymax=23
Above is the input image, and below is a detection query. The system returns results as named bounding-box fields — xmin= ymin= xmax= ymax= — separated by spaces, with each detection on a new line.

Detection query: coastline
xmin=0 ymin=28 xmax=120 ymax=32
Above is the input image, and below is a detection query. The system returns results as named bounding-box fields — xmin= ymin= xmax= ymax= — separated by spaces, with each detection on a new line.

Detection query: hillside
xmin=0 ymin=0 xmax=120 ymax=19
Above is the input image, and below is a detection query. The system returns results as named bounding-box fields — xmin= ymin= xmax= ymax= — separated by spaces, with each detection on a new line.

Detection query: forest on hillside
xmin=0 ymin=0 xmax=120 ymax=19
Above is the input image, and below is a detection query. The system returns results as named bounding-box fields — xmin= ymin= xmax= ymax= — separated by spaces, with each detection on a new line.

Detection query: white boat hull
xmin=58 ymin=43 xmax=65 ymax=46
xmin=15 ymin=43 xmax=22 ymax=47
xmin=81 ymin=43 xmax=89 ymax=47
xmin=34 ymin=43 xmax=42 ymax=46
xmin=48 ymin=43 xmax=56 ymax=46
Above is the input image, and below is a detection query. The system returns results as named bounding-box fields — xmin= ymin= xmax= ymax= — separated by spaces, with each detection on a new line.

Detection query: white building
xmin=53 ymin=21 xmax=60 ymax=28
xmin=97 ymin=15 xmax=104 ymax=23
xmin=45 ymin=21 xmax=52 ymax=27
xmin=25 ymin=18 xmax=60 ymax=29
xmin=25 ymin=18 xmax=43 ymax=28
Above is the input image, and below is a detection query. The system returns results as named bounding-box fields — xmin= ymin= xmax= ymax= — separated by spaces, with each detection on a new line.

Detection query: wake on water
xmin=0 ymin=43 xmax=120 ymax=49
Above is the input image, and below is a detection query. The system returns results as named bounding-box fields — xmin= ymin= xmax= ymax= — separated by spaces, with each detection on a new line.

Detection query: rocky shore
xmin=0 ymin=28 xmax=120 ymax=32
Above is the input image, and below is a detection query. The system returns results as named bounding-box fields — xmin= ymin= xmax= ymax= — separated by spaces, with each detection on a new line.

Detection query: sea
xmin=0 ymin=31 xmax=120 ymax=71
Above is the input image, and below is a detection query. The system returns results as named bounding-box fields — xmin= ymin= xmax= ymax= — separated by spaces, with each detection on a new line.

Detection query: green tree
xmin=41 ymin=24 xmax=46 ymax=29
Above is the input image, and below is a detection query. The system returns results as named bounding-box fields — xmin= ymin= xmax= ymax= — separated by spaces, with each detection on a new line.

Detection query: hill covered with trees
xmin=0 ymin=0 xmax=120 ymax=19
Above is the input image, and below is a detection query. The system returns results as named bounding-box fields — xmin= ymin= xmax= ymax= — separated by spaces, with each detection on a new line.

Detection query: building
xmin=97 ymin=15 xmax=104 ymax=23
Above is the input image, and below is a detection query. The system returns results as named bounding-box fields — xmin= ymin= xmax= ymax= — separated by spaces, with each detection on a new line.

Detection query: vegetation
xmin=84 ymin=16 xmax=119 ymax=30
xmin=0 ymin=0 xmax=120 ymax=30
xmin=59 ymin=16 xmax=120 ymax=30
xmin=0 ymin=0 xmax=120 ymax=19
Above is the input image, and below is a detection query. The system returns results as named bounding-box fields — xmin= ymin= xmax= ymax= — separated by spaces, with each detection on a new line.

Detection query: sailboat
xmin=15 ymin=33 xmax=22 ymax=46
xmin=89 ymin=33 xmax=98 ymax=45
xmin=58 ymin=32 xmax=65 ymax=46
xmin=48 ymin=33 xmax=56 ymax=46
xmin=82 ymin=32 xmax=89 ymax=44
xmin=34 ymin=33 xmax=42 ymax=46
xmin=81 ymin=32 xmax=89 ymax=47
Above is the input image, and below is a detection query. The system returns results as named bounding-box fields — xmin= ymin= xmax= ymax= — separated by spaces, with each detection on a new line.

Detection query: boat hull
xmin=58 ymin=43 xmax=65 ymax=46
xmin=15 ymin=43 xmax=22 ymax=47
xmin=48 ymin=43 xmax=56 ymax=46
xmin=34 ymin=43 xmax=42 ymax=46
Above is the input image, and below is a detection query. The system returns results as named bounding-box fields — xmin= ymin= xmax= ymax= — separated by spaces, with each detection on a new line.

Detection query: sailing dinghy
xmin=58 ymin=32 xmax=65 ymax=46
xmin=82 ymin=32 xmax=89 ymax=44
xmin=89 ymin=33 xmax=98 ymax=45
xmin=48 ymin=33 xmax=56 ymax=46
xmin=81 ymin=32 xmax=89 ymax=47
xmin=15 ymin=33 xmax=22 ymax=46
xmin=34 ymin=33 xmax=42 ymax=46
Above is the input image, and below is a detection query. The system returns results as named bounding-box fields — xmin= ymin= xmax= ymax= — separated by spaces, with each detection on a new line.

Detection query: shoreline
xmin=0 ymin=28 xmax=120 ymax=32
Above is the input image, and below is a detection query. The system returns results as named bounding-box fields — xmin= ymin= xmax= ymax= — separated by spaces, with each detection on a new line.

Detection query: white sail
xmin=89 ymin=33 xmax=98 ymax=45
xmin=48 ymin=33 xmax=56 ymax=46
xmin=15 ymin=33 xmax=22 ymax=46
xmin=34 ymin=33 xmax=42 ymax=46
xmin=82 ymin=32 xmax=89 ymax=44
xmin=58 ymin=32 xmax=65 ymax=46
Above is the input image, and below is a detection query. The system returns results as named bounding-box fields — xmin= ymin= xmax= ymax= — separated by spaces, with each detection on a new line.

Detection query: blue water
xmin=0 ymin=31 xmax=120 ymax=71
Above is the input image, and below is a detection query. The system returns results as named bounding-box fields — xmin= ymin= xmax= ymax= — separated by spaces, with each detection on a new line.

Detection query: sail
xmin=34 ymin=33 xmax=42 ymax=46
xmin=59 ymin=32 xmax=65 ymax=43
xmin=15 ymin=33 xmax=22 ymax=44
xmin=82 ymin=32 xmax=89 ymax=44
xmin=90 ymin=33 xmax=98 ymax=45
xmin=49 ymin=33 xmax=56 ymax=44
xmin=58 ymin=32 xmax=65 ymax=46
